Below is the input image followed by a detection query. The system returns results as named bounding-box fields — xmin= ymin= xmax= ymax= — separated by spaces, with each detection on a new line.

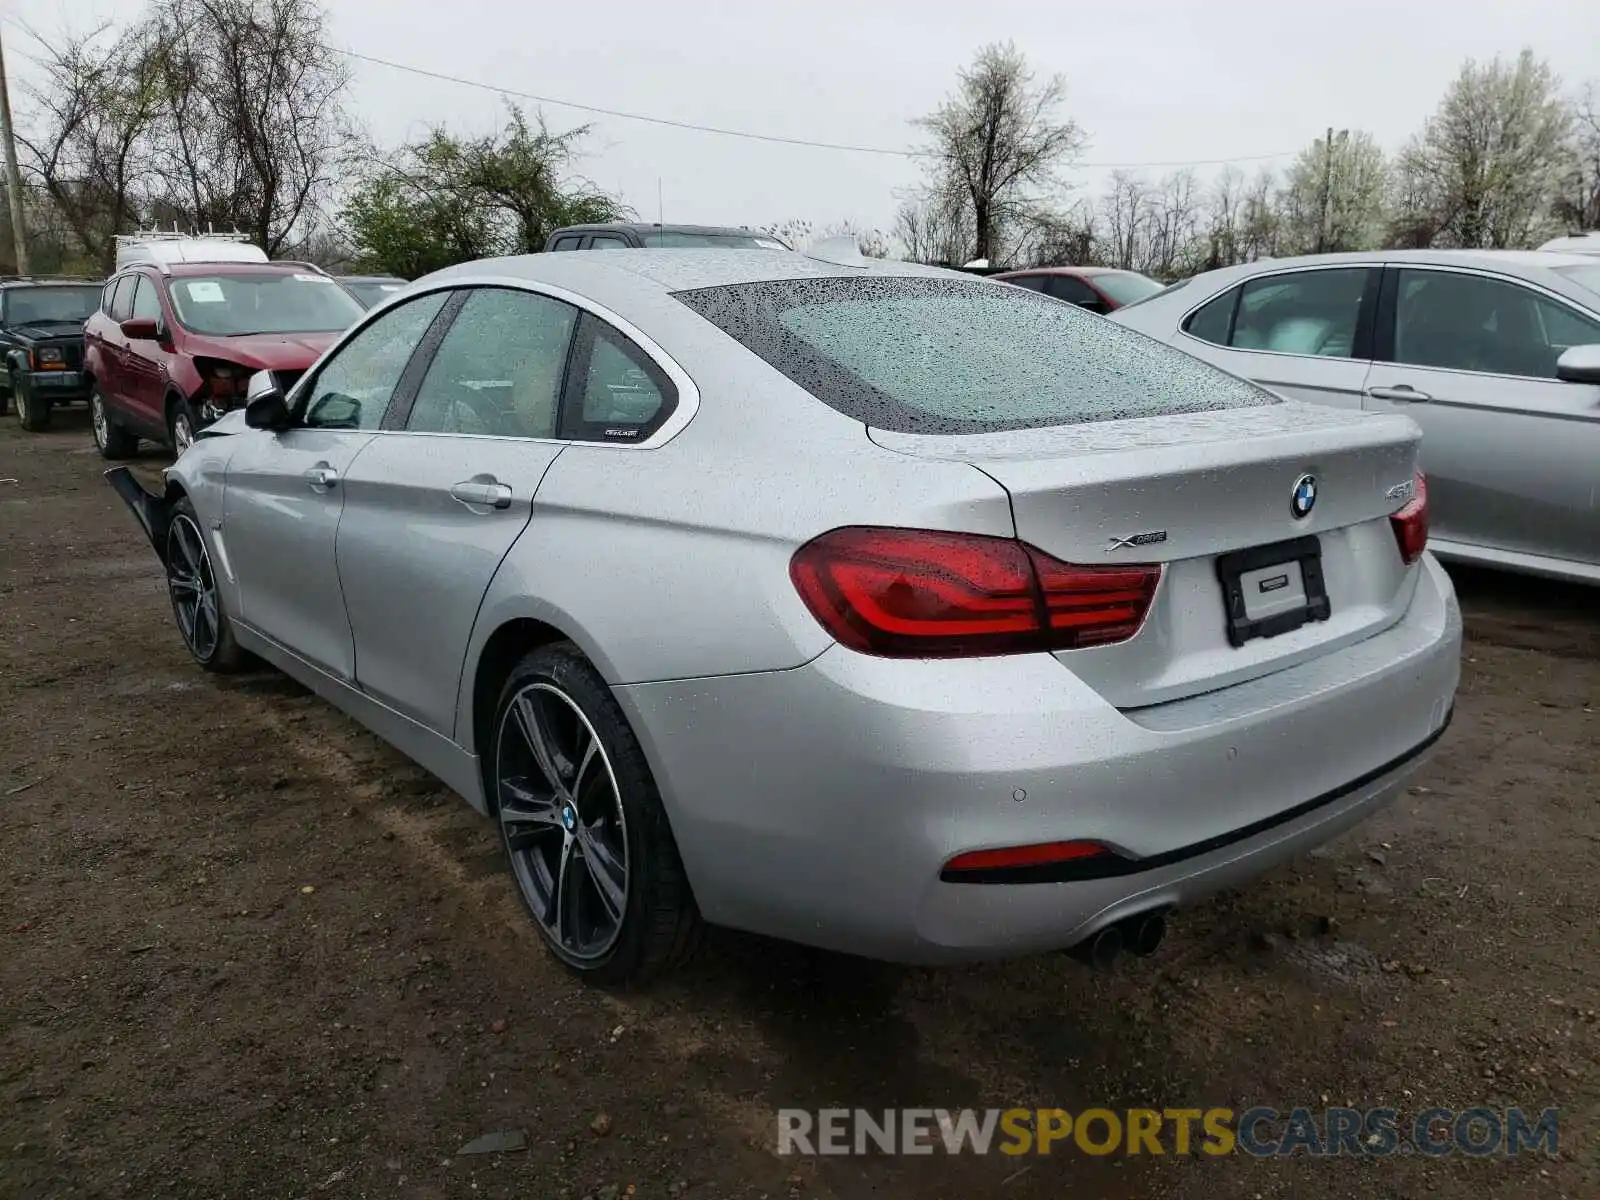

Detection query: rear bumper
xmin=615 ymin=554 xmax=1462 ymax=963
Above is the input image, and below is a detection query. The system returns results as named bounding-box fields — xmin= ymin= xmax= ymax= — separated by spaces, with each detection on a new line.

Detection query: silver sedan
xmin=1110 ymin=249 xmax=1600 ymax=584
xmin=108 ymin=249 xmax=1461 ymax=984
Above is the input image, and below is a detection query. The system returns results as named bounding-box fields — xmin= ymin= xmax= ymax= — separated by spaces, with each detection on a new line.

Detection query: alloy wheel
xmin=91 ymin=393 xmax=108 ymax=449
xmin=173 ymin=412 xmax=195 ymax=456
xmin=497 ymin=683 xmax=630 ymax=961
xmin=165 ymin=514 xmax=220 ymax=662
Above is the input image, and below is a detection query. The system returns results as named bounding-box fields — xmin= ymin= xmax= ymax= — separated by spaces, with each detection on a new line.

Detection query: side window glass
xmin=550 ymin=237 xmax=580 ymax=251
xmin=101 ymin=280 xmax=117 ymax=313
xmin=1231 ymin=268 xmax=1367 ymax=357
xmin=109 ymin=277 xmax=136 ymax=321
xmin=406 ymin=288 xmax=578 ymax=438
xmin=130 ymin=277 xmax=163 ymax=321
xmin=564 ymin=320 xmax=675 ymax=441
xmin=1183 ymin=286 xmax=1237 ymax=345
xmin=301 ymin=293 xmax=447 ymax=430
xmin=1046 ymin=276 xmax=1100 ymax=307
xmin=1005 ymin=276 xmax=1048 ymax=292
xmin=587 ymin=235 xmax=628 ymax=249
xmin=1395 ymin=269 xmax=1600 ymax=379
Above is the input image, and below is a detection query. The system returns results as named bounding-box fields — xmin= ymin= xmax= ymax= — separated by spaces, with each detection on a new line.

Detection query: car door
xmin=122 ymin=274 xmax=168 ymax=426
xmin=97 ymin=275 xmax=137 ymax=414
xmin=1361 ymin=265 xmax=1600 ymax=568
xmin=335 ymin=286 xmax=582 ymax=735
xmin=1174 ymin=265 xmax=1379 ymax=409
xmin=221 ymin=291 xmax=450 ymax=679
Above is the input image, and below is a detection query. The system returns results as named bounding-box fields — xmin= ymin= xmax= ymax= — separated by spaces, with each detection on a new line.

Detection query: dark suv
xmin=1 ymin=278 xmax=103 ymax=431
xmin=82 ymin=260 xmax=365 ymax=457
xmin=544 ymin=223 xmax=791 ymax=251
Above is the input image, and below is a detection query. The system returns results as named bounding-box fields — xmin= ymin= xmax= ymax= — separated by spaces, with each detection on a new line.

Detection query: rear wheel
xmin=14 ymin=375 xmax=51 ymax=432
xmin=165 ymin=498 xmax=247 ymax=673
xmin=91 ymin=387 xmax=139 ymax=460
xmin=492 ymin=643 xmax=701 ymax=985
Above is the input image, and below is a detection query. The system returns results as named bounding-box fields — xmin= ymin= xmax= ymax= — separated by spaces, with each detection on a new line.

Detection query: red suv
xmin=83 ymin=261 xmax=366 ymax=458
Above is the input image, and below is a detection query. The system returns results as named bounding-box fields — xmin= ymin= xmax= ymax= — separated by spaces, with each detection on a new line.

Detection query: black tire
xmin=91 ymin=386 xmax=139 ymax=460
xmin=491 ymin=642 xmax=702 ymax=985
xmin=168 ymin=396 xmax=198 ymax=456
xmin=14 ymin=375 xmax=51 ymax=432
xmin=165 ymin=497 xmax=248 ymax=673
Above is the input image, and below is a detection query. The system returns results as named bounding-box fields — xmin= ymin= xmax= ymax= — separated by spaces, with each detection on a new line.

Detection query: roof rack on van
xmin=114 ymin=225 xmax=267 ymax=271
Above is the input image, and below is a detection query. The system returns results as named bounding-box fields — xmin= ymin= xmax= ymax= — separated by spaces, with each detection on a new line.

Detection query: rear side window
xmin=1232 ymin=268 xmax=1368 ymax=357
xmin=1183 ymin=286 xmax=1237 ymax=344
xmin=674 ymin=276 xmax=1273 ymax=435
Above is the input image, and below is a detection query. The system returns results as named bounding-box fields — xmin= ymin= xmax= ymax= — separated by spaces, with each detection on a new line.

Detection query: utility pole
xmin=0 ymin=26 xmax=29 ymax=276
xmin=1317 ymin=126 xmax=1334 ymax=256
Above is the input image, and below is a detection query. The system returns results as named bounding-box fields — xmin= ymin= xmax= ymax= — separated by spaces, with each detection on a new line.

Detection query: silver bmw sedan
xmin=107 ymin=248 xmax=1461 ymax=984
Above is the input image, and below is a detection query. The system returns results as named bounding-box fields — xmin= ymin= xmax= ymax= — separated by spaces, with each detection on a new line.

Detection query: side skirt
xmin=232 ymin=622 xmax=489 ymax=814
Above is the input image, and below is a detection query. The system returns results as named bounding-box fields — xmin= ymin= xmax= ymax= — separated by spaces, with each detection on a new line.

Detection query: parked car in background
xmin=994 ymin=266 xmax=1166 ymax=313
xmin=340 ymin=275 xmax=408 ymax=308
xmin=545 ymin=223 xmax=791 ymax=251
xmin=1539 ymin=232 xmax=1600 ymax=256
xmin=1 ymin=278 xmax=102 ymax=431
xmin=83 ymin=255 xmax=366 ymax=457
xmin=1109 ymin=249 xmax=1600 ymax=584
xmin=107 ymin=248 xmax=1457 ymax=985
xmin=114 ymin=230 xmax=267 ymax=270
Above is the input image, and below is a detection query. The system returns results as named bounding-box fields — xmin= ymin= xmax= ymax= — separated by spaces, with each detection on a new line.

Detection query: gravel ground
xmin=2 ymin=412 xmax=1595 ymax=1200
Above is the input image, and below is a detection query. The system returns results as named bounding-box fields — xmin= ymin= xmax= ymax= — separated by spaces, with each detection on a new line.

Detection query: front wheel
xmin=492 ymin=643 xmax=702 ymax=985
xmin=169 ymin=398 xmax=198 ymax=456
xmin=14 ymin=376 xmax=51 ymax=432
xmin=165 ymin=498 xmax=247 ymax=673
xmin=91 ymin=387 xmax=139 ymax=459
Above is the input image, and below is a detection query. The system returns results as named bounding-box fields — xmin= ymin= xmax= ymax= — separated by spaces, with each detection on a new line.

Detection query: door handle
xmin=450 ymin=479 xmax=514 ymax=510
xmin=1365 ymin=385 xmax=1432 ymax=403
xmin=305 ymin=464 xmax=339 ymax=489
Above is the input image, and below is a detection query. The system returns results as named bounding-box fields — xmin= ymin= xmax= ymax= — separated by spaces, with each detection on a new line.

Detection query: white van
xmin=114 ymin=231 xmax=269 ymax=271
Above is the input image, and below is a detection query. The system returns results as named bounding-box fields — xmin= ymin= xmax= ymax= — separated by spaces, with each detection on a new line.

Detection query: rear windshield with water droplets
xmin=673 ymin=275 xmax=1275 ymax=434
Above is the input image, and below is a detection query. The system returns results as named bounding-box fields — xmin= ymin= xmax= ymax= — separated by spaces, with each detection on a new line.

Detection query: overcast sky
xmin=11 ymin=0 xmax=1600 ymax=237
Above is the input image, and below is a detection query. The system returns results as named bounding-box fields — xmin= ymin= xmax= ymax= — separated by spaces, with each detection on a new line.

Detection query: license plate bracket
xmin=1216 ymin=534 xmax=1331 ymax=648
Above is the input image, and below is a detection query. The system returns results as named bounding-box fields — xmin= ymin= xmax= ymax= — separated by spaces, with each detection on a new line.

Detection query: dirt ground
xmin=2 ymin=410 xmax=1596 ymax=1200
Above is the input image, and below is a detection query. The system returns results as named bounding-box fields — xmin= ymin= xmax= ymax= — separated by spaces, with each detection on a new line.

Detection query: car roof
xmin=0 ymin=277 xmax=102 ymax=288
xmin=553 ymin=223 xmax=770 ymax=237
xmin=996 ymin=266 xmax=1128 ymax=278
xmin=1194 ymin=247 xmax=1597 ymax=280
xmin=157 ymin=261 xmax=327 ymax=277
xmin=422 ymin=247 xmax=956 ymax=298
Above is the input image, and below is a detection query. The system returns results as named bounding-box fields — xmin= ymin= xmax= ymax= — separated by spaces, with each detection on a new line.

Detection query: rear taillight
xmin=789 ymin=526 xmax=1162 ymax=658
xmin=943 ymin=840 xmax=1112 ymax=874
xmin=1390 ymin=472 xmax=1428 ymax=565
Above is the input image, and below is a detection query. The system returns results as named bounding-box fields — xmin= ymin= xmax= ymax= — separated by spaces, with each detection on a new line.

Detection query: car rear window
xmin=673 ymin=275 xmax=1274 ymax=434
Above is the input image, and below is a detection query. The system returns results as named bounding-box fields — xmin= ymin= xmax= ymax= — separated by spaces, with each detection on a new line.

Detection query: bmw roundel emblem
xmin=1291 ymin=474 xmax=1318 ymax=519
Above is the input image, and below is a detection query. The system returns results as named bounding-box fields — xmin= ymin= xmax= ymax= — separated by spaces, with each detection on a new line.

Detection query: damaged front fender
xmin=105 ymin=467 xmax=177 ymax=566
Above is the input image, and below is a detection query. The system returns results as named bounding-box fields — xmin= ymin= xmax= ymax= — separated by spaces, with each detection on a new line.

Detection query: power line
xmin=0 ymin=14 xmax=1297 ymax=171
xmin=341 ymin=48 xmax=1296 ymax=170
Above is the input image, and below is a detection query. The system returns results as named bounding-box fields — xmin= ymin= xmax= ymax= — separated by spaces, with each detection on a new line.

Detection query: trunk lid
xmin=870 ymin=401 xmax=1424 ymax=708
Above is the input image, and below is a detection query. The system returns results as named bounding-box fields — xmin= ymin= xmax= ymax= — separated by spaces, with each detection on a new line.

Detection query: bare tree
xmin=913 ymin=42 xmax=1084 ymax=263
xmin=1392 ymin=50 xmax=1571 ymax=249
xmin=1098 ymin=170 xmax=1150 ymax=270
xmin=893 ymin=193 xmax=973 ymax=264
xmin=1200 ymin=165 xmax=1246 ymax=269
xmin=146 ymin=0 xmax=354 ymax=252
xmin=15 ymin=23 xmax=166 ymax=272
xmin=1553 ymin=80 xmax=1600 ymax=232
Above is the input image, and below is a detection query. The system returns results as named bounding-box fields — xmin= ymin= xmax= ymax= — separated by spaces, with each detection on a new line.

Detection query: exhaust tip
xmin=1067 ymin=925 xmax=1123 ymax=969
xmin=1126 ymin=912 xmax=1167 ymax=957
